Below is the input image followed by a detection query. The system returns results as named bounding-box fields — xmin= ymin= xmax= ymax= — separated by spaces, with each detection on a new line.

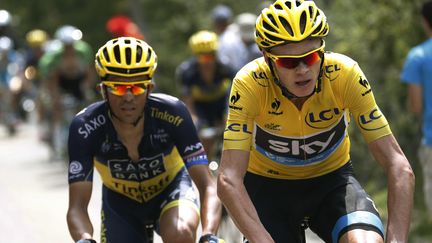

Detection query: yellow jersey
xmin=223 ymin=53 xmax=391 ymax=179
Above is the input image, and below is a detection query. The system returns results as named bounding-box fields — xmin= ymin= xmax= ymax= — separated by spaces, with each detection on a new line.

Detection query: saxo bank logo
xmin=358 ymin=108 xmax=388 ymax=131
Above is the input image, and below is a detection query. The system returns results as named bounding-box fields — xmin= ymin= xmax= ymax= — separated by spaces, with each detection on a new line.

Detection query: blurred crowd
xmin=0 ymin=4 xmax=265 ymax=164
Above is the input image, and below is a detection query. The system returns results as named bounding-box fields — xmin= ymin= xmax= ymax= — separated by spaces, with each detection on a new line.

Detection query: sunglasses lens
xmin=275 ymin=51 xmax=321 ymax=69
xmin=106 ymin=83 xmax=147 ymax=96
xmin=130 ymin=84 xmax=146 ymax=95
xmin=276 ymin=58 xmax=300 ymax=69
xmin=303 ymin=51 xmax=321 ymax=66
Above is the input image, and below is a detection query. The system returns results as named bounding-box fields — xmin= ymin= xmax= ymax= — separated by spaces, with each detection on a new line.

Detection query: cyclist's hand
xmin=199 ymin=233 xmax=225 ymax=243
xmin=75 ymin=239 xmax=96 ymax=243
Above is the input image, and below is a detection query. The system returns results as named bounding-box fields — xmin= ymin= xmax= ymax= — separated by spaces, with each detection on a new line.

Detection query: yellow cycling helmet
xmin=26 ymin=29 xmax=48 ymax=48
xmin=95 ymin=37 xmax=157 ymax=79
xmin=255 ymin=0 xmax=329 ymax=49
xmin=188 ymin=30 xmax=218 ymax=54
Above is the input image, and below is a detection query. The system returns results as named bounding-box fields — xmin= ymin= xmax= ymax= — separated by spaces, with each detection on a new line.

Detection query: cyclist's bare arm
xmin=188 ymin=164 xmax=222 ymax=235
xmin=67 ymin=181 xmax=95 ymax=241
xmin=217 ymin=149 xmax=274 ymax=243
xmin=407 ymin=83 xmax=422 ymax=115
xmin=368 ymin=134 xmax=415 ymax=243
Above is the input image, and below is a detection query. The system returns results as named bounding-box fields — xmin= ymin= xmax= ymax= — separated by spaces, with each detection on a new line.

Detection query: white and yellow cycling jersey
xmin=223 ymin=52 xmax=391 ymax=179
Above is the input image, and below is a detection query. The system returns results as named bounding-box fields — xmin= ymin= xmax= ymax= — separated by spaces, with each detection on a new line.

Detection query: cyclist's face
xmin=266 ymin=38 xmax=323 ymax=97
xmin=103 ymin=75 xmax=154 ymax=124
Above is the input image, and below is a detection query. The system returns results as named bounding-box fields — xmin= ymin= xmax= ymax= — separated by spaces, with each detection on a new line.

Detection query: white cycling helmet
xmin=54 ymin=25 xmax=82 ymax=44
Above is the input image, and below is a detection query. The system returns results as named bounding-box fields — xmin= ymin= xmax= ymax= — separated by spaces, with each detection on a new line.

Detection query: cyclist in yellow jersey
xmin=217 ymin=1 xmax=415 ymax=242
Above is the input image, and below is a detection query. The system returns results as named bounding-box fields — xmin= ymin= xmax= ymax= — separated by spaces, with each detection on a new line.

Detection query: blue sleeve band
xmin=331 ymin=211 xmax=384 ymax=243
xmin=184 ymin=154 xmax=208 ymax=168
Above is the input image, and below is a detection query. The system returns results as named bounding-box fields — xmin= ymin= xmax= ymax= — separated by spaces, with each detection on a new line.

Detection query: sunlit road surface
xmin=0 ymin=120 xmax=323 ymax=243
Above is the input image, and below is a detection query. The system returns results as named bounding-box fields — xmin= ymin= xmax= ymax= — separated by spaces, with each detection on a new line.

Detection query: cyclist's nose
xmin=123 ymin=89 xmax=135 ymax=101
xmin=295 ymin=61 xmax=310 ymax=74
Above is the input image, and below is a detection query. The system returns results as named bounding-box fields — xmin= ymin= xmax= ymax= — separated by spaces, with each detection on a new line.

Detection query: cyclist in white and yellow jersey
xmin=217 ymin=1 xmax=415 ymax=242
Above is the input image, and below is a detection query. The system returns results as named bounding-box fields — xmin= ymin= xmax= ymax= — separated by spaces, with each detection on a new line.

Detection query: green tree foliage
xmin=325 ymin=0 xmax=430 ymax=239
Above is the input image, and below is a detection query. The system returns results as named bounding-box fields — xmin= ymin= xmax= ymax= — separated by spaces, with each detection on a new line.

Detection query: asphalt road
xmin=0 ymin=119 xmax=323 ymax=243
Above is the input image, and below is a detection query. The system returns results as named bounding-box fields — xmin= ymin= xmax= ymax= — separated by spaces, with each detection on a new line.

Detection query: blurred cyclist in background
xmin=24 ymin=29 xmax=48 ymax=84
xmin=38 ymin=25 xmax=95 ymax=160
xmin=0 ymin=36 xmax=25 ymax=135
xmin=20 ymin=29 xmax=49 ymax=122
xmin=175 ymin=30 xmax=235 ymax=162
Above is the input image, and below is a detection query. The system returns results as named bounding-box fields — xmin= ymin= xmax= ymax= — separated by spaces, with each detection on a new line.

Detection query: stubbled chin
xmin=292 ymin=80 xmax=315 ymax=96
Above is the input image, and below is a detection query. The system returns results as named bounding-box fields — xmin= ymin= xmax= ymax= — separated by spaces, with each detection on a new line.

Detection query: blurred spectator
xmin=106 ymin=15 xmax=145 ymax=40
xmin=211 ymin=4 xmax=244 ymax=71
xmin=235 ymin=12 xmax=262 ymax=66
xmin=400 ymin=0 xmax=432 ymax=221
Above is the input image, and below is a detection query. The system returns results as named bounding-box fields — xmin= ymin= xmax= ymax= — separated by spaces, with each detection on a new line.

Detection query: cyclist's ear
xmin=147 ymin=82 xmax=155 ymax=93
xmin=96 ymin=83 xmax=107 ymax=99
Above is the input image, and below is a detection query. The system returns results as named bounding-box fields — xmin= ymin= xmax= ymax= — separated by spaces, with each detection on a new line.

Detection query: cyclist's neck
xmin=289 ymin=95 xmax=311 ymax=110
xmin=111 ymin=113 xmax=145 ymax=136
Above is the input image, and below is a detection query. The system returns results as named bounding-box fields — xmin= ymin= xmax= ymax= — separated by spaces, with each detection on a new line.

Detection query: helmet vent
xmin=295 ymin=0 xmax=302 ymax=7
xmin=267 ymin=32 xmax=284 ymax=43
xmin=312 ymin=22 xmax=323 ymax=35
xmin=125 ymin=47 xmax=132 ymax=65
xmin=124 ymin=39 xmax=131 ymax=44
xmin=308 ymin=6 xmax=314 ymax=16
xmin=299 ymin=11 xmax=306 ymax=34
xmin=279 ymin=17 xmax=293 ymax=36
xmin=102 ymin=48 xmax=110 ymax=62
xmin=114 ymin=45 xmax=121 ymax=63
xmin=136 ymin=45 xmax=143 ymax=63
xmin=275 ymin=2 xmax=284 ymax=10
xmin=266 ymin=15 xmax=278 ymax=31
xmin=146 ymin=48 xmax=152 ymax=62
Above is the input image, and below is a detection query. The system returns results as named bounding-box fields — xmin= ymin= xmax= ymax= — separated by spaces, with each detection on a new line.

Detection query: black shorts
xmin=244 ymin=161 xmax=384 ymax=243
xmin=99 ymin=168 xmax=199 ymax=243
